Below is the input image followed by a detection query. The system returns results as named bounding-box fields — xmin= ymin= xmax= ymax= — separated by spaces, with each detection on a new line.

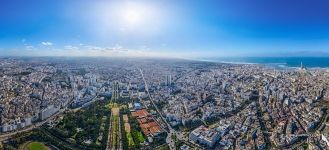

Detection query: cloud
xmin=73 ymin=44 xmax=193 ymax=58
xmin=112 ymin=44 xmax=123 ymax=50
xmin=82 ymin=45 xmax=172 ymax=58
xmin=41 ymin=41 xmax=53 ymax=46
xmin=25 ymin=45 xmax=35 ymax=51
xmin=15 ymin=43 xmax=186 ymax=58
xmin=59 ymin=44 xmax=153 ymax=57
xmin=83 ymin=44 xmax=128 ymax=54
xmin=64 ymin=45 xmax=79 ymax=50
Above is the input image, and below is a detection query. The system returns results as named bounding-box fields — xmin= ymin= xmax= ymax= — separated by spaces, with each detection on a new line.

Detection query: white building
xmin=189 ymin=125 xmax=220 ymax=147
xmin=321 ymin=133 xmax=329 ymax=146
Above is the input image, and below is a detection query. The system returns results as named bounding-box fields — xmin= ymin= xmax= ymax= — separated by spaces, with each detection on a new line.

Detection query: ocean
xmin=203 ymin=57 xmax=329 ymax=69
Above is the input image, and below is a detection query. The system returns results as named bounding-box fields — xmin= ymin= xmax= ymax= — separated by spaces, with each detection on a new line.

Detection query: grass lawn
xmin=126 ymin=132 xmax=135 ymax=147
xmin=105 ymin=103 xmax=112 ymax=109
xmin=136 ymin=131 xmax=145 ymax=143
xmin=106 ymin=102 xmax=119 ymax=109
xmin=28 ymin=142 xmax=47 ymax=150
xmin=111 ymin=115 xmax=120 ymax=148
xmin=155 ymin=144 xmax=170 ymax=150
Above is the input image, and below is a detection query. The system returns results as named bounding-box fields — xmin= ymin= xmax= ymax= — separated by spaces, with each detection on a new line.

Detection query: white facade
xmin=189 ymin=125 xmax=220 ymax=147
xmin=322 ymin=134 xmax=329 ymax=146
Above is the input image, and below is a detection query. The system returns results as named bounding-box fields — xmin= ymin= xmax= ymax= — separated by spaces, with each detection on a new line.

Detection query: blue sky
xmin=1 ymin=0 xmax=329 ymax=57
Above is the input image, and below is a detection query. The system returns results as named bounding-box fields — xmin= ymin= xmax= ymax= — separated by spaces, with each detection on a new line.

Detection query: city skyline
xmin=2 ymin=0 xmax=329 ymax=58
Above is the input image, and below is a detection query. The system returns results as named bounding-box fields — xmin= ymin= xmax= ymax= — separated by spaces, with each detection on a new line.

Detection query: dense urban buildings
xmin=0 ymin=57 xmax=329 ymax=149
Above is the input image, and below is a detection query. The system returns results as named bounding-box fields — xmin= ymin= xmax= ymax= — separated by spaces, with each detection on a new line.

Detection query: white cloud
xmin=41 ymin=41 xmax=53 ymax=46
xmin=64 ymin=45 xmax=79 ymax=50
xmin=112 ymin=44 xmax=123 ymax=50
xmin=17 ymin=43 xmax=189 ymax=58
xmin=25 ymin=45 xmax=35 ymax=51
xmin=78 ymin=44 xmax=171 ymax=58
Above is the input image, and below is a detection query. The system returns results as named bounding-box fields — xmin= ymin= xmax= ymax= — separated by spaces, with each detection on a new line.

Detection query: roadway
xmin=139 ymin=68 xmax=203 ymax=150
xmin=0 ymin=108 xmax=65 ymax=142
xmin=138 ymin=68 xmax=175 ymax=150
xmin=0 ymin=89 xmax=78 ymax=142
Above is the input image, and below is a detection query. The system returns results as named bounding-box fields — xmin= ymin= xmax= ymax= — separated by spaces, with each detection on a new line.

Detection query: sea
xmin=201 ymin=57 xmax=329 ymax=69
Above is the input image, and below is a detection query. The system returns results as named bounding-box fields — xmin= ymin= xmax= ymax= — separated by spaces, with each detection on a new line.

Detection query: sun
xmin=92 ymin=1 xmax=164 ymax=33
xmin=124 ymin=9 xmax=142 ymax=25
xmin=119 ymin=4 xmax=146 ymax=26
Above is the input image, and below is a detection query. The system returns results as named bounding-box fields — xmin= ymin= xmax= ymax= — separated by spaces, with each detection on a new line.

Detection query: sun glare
xmin=91 ymin=1 xmax=165 ymax=35
xmin=123 ymin=9 xmax=142 ymax=25
xmin=119 ymin=4 xmax=146 ymax=26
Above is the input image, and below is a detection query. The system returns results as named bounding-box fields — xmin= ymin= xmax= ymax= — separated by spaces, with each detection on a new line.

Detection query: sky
xmin=1 ymin=0 xmax=329 ymax=58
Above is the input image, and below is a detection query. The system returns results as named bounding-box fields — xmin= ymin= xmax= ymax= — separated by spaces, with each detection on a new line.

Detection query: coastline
xmin=196 ymin=57 xmax=329 ymax=70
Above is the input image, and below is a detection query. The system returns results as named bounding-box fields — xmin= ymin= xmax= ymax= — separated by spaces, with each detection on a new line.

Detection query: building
xmin=134 ymin=102 xmax=142 ymax=110
xmin=180 ymin=144 xmax=190 ymax=150
xmin=40 ymin=105 xmax=60 ymax=120
xmin=166 ymin=75 xmax=172 ymax=86
xmin=1 ymin=122 xmax=17 ymax=132
xmin=189 ymin=125 xmax=220 ymax=147
xmin=120 ymin=90 xmax=129 ymax=98
xmin=321 ymin=133 xmax=329 ymax=146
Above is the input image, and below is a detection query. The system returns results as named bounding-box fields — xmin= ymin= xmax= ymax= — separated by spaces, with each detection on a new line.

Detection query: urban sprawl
xmin=0 ymin=57 xmax=329 ymax=150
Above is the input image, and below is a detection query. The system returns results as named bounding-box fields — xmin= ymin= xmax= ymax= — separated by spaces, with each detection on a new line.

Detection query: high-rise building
xmin=166 ymin=75 xmax=172 ymax=86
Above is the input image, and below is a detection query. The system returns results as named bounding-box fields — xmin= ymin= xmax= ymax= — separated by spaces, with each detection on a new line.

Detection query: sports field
xmin=28 ymin=142 xmax=47 ymax=150
xmin=19 ymin=141 xmax=49 ymax=150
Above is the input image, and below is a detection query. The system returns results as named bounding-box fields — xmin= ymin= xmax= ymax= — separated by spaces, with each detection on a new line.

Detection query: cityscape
xmin=2 ymin=0 xmax=329 ymax=150
xmin=0 ymin=57 xmax=328 ymax=149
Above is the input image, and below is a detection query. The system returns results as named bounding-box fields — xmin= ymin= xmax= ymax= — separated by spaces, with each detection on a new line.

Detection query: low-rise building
xmin=321 ymin=133 xmax=329 ymax=146
xmin=189 ymin=125 xmax=220 ymax=147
